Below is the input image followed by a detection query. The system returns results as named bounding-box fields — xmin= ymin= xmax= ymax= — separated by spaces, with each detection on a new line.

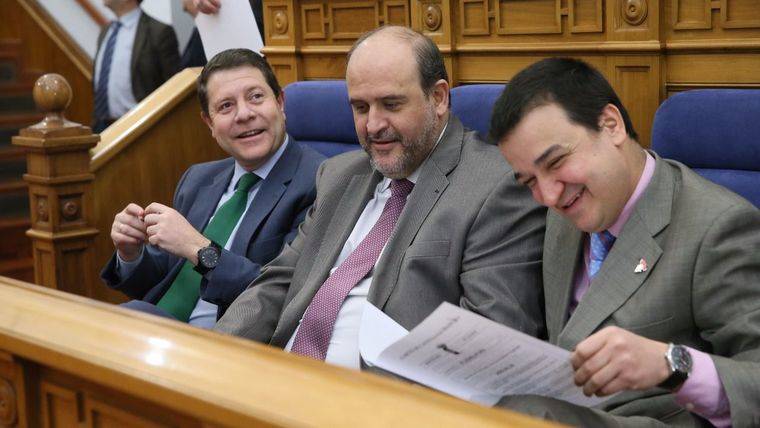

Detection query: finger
xmin=118 ymin=223 xmax=147 ymax=241
xmin=143 ymin=213 xmax=160 ymax=226
xmin=116 ymin=213 xmax=146 ymax=232
xmin=582 ymin=359 xmax=620 ymax=396
xmin=596 ymin=375 xmax=627 ymax=397
xmin=144 ymin=202 xmax=169 ymax=215
xmin=145 ymin=224 xmax=159 ymax=237
xmin=124 ymin=203 xmax=145 ymax=217
xmin=112 ymin=231 xmax=143 ymax=246
xmin=574 ymin=345 xmax=612 ymax=387
xmin=572 ymin=329 xmax=613 ymax=369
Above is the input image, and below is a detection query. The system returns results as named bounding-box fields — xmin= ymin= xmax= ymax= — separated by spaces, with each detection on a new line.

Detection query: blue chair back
xmin=284 ymin=81 xmax=506 ymax=157
xmin=284 ymin=80 xmax=359 ymax=157
xmin=651 ymin=89 xmax=760 ymax=207
xmin=451 ymin=84 xmax=505 ymax=141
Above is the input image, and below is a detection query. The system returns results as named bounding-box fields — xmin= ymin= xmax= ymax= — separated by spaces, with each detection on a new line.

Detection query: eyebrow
xmin=349 ymin=95 xmax=407 ymax=105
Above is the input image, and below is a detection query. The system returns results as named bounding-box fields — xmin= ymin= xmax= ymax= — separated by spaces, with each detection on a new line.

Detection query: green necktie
xmin=157 ymin=172 xmax=260 ymax=321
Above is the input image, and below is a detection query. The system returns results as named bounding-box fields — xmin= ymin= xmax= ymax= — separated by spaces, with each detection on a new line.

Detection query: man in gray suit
xmin=491 ymin=58 xmax=760 ymax=426
xmin=215 ymin=26 xmax=546 ymax=369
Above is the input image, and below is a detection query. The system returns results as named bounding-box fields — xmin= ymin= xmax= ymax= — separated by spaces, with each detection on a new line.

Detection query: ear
xmin=277 ymin=91 xmax=286 ymax=121
xmin=200 ymin=111 xmax=215 ymax=137
xmin=598 ymin=103 xmax=627 ymax=146
xmin=430 ymin=79 xmax=450 ymax=117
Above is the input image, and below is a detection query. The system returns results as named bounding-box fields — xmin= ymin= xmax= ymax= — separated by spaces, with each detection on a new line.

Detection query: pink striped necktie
xmin=291 ymin=179 xmax=414 ymax=360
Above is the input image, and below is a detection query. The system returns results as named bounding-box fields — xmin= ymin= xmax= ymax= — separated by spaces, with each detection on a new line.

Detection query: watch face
xmin=199 ymin=246 xmax=220 ymax=268
xmin=671 ymin=345 xmax=693 ymax=372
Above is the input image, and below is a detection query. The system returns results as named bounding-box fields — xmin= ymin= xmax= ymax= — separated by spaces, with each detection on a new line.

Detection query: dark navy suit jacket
xmin=101 ymin=138 xmax=325 ymax=318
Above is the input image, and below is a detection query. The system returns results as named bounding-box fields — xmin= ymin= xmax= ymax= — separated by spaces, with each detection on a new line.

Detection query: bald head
xmin=347 ymin=26 xmax=448 ymax=98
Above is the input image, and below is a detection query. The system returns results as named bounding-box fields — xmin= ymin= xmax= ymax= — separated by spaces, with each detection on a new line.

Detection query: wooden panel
xmin=721 ymin=0 xmax=760 ymax=28
xmin=384 ymin=0 xmax=409 ymax=25
xmin=667 ymin=53 xmax=760 ymax=83
xmin=570 ymin=0 xmax=604 ymax=33
xmin=0 ymin=276 xmax=558 ymax=427
xmin=461 ymin=0 xmax=490 ymax=35
xmin=41 ymin=382 xmax=80 ymax=428
xmin=672 ymin=0 xmax=712 ymax=29
xmin=609 ymin=56 xmax=660 ymax=148
xmin=302 ymin=3 xmax=327 ymax=39
xmin=329 ymin=2 xmax=380 ymax=39
xmin=496 ymin=0 xmax=562 ymax=34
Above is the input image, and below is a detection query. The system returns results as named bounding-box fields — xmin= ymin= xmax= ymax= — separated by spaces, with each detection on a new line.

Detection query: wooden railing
xmin=0 ymin=275 xmax=558 ymax=427
xmin=13 ymin=71 xmax=225 ymax=304
xmin=261 ymin=0 xmax=760 ymax=148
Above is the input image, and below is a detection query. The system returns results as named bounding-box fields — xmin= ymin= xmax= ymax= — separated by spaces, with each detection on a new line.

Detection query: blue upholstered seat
xmin=651 ymin=89 xmax=760 ymax=207
xmin=283 ymin=81 xmax=505 ymax=157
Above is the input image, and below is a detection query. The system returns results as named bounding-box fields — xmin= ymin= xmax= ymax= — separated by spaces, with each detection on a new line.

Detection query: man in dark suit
xmin=492 ymin=58 xmax=760 ymax=426
xmin=92 ymin=0 xmax=180 ymax=133
xmin=101 ymin=49 xmax=325 ymax=328
xmin=215 ymin=27 xmax=546 ymax=370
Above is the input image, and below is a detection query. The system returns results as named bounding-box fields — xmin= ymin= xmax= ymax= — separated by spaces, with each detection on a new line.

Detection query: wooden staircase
xmin=0 ymin=39 xmax=42 ymax=282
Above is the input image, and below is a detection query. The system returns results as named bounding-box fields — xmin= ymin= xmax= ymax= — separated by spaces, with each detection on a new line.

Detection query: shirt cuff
xmin=674 ymin=347 xmax=731 ymax=427
xmin=116 ymin=248 xmax=144 ymax=280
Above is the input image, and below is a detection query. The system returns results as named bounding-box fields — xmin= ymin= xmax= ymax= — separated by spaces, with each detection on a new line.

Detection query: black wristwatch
xmin=659 ymin=343 xmax=692 ymax=391
xmin=194 ymin=241 xmax=222 ymax=275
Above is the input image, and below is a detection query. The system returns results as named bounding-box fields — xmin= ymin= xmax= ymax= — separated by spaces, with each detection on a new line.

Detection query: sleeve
xmin=213 ymin=162 xmax=326 ymax=342
xmin=459 ymin=170 xmax=547 ymax=339
xmin=691 ymin=201 xmax=760 ymax=425
xmin=674 ymin=347 xmax=730 ymax=427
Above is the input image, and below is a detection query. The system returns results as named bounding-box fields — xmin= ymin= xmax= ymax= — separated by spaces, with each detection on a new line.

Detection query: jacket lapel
xmin=185 ymin=162 xmax=233 ymax=233
xmin=368 ymin=116 xmax=462 ymax=309
xmin=558 ymin=155 xmax=673 ymax=350
xmin=543 ymin=212 xmax=583 ymax=343
xmin=229 ymin=139 xmax=301 ymax=254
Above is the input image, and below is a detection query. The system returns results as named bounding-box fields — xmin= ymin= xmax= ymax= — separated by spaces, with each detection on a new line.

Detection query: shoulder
xmin=139 ymin=11 xmax=174 ymax=33
xmin=180 ymin=158 xmax=234 ymax=186
xmin=290 ymin=140 xmax=327 ymax=171
xmin=317 ymin=148 xmax=368 ymax=180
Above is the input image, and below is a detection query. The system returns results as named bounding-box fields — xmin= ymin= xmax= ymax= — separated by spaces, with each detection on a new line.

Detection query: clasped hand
xmin=110 ymin=202 xmax=209 ymax=265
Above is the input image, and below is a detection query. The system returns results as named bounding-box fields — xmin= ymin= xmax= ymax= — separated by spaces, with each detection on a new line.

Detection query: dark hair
xmin=348 ymin=26 xmax=449 ymax=103
xmin=197 ymin=48 xmax=281 ymax=116
xmin=490 ymin=57 xmax=638 ymax=143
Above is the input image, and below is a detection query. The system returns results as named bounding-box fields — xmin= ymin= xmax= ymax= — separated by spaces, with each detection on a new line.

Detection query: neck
xmin=624 ymin=139 xmax=647 ymax=197
xmin=111 ymin=3 xmax=138 ymax=18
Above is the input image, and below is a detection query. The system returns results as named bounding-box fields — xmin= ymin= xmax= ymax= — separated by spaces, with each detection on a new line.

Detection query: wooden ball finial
xmin=33 ymin=73 xmax=72 ymax=113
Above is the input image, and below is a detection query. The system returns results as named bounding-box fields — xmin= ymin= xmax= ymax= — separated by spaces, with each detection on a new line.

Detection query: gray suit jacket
xmin=94 ymin=10 xmax=179 ymax=103
xmin=216 ymin=115 xmax=547 ymax=351
xmin=542 ymin=154 xmax=760 ymax=426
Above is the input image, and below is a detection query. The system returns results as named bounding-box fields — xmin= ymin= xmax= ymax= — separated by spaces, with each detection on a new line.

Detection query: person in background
xmin=492 ymin=57 xmax=760 ymax=426
xmin=101 ymin=49 xmax=325 ymax=328
xmin=180 ymin=0 xmax=207 ymax=69
xmin=92 ymin=0 xmax=180 ymax=133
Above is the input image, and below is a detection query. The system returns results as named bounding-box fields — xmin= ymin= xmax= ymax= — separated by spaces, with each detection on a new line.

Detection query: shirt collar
xmin=118 ymin=7 xmax=141 ymax=28
xmin=607 ymin=150 xmax=656 ymax=237
xmin=377 ymin=118 xmax=449 ymax=192
xmin=230 ymin=136 xmax=290 ymax=191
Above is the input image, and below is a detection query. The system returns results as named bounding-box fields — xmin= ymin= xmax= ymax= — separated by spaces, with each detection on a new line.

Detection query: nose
xmin=365 ymin=106 xmax=387 ymax=137
xmin=235 ymin=101 xmax=256 ymax=122
xmin=534 ymin=177 xmax=563 ymax=207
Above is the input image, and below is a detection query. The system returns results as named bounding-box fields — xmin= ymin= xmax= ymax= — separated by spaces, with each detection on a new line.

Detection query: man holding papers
xmin=490 ymin=58 xmax=760 ymax=426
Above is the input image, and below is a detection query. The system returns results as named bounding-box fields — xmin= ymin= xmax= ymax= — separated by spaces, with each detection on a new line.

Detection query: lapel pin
xmin=634 ymin=258 xmax=648 ymax=273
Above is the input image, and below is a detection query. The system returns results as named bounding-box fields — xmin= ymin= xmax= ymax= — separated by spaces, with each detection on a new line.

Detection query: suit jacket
xmin=101 ymin=138 xmax=325 ymax=318
xmin=94 ymin=10 xmax=180 ymax=104
xmin=542 ymin=154 xmax=760 ymax=426
xmin=216 ymin=115 xmax=547 ymax=351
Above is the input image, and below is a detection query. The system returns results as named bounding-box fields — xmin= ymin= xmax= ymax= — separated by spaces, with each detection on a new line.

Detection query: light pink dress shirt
xmin=569 ymin=152 xmax=730 ymax=426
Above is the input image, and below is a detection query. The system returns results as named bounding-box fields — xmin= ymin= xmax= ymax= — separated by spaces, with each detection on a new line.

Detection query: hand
xmin=571 ymin=326 xmax=670 ymax=397
xmin=143 ymin=203 xmax=210 ymax=264
xmin=194 ymin=0 xmax=221 ymax=14
xmin=111 ymin=203 xmax=147 ymax=262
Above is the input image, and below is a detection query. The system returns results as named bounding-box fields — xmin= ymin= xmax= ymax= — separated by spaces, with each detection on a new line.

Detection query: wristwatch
xmin=194 ymin=241 xmax=222 ymax=275
xmin=659 ymin=343 xmax=692 ymax=391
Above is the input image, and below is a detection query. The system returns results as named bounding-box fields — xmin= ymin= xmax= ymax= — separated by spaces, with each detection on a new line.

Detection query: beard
xmin=361 ymin=105 xmax=439 ymax=179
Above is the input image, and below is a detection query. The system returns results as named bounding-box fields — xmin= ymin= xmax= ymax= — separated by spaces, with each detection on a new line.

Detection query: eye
xmin=352 ymin=103 xmax=368 ymax=114
xmin=216 ymin=101 xmax=233 ymax=113
xmin=547 ymin=154 xmax=566 ymax=170
xmin=248 ymin=91 xmax=265 ymax=103
xmin=384 ymin=101 xmax=400 ymax=111
xmin=524 ymin=177 xmax=537 ymax=189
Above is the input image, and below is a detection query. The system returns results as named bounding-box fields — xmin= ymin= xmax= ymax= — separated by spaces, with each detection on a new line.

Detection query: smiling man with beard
xmin=101 ymin=49 xmax=325 ymax=328
xmin=215 ymin=26 xmax=547 ymax=370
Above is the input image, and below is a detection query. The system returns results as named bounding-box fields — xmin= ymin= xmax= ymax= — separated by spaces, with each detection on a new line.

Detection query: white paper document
xmin=360 ymin=302 xmax=612 ymax=407
xmin=195 ymin=1 xmax=264 ymax=60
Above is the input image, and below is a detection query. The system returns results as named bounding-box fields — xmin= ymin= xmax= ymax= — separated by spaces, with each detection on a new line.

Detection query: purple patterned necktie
xmin=291 ymin=179 xmax=414 ymax=360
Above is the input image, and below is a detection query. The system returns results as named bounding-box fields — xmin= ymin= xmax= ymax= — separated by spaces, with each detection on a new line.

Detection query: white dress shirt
xmin=118 ymin=138 xmax=291 ymax=328
xmin=93 ymin=8 xmax=140 ymax=119
xmin=284 ymin=123 xmax=447 ymax=369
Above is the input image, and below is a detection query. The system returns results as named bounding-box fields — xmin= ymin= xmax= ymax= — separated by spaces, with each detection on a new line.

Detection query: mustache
xmin=366 ymin=129 xmax=402 ymax=144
